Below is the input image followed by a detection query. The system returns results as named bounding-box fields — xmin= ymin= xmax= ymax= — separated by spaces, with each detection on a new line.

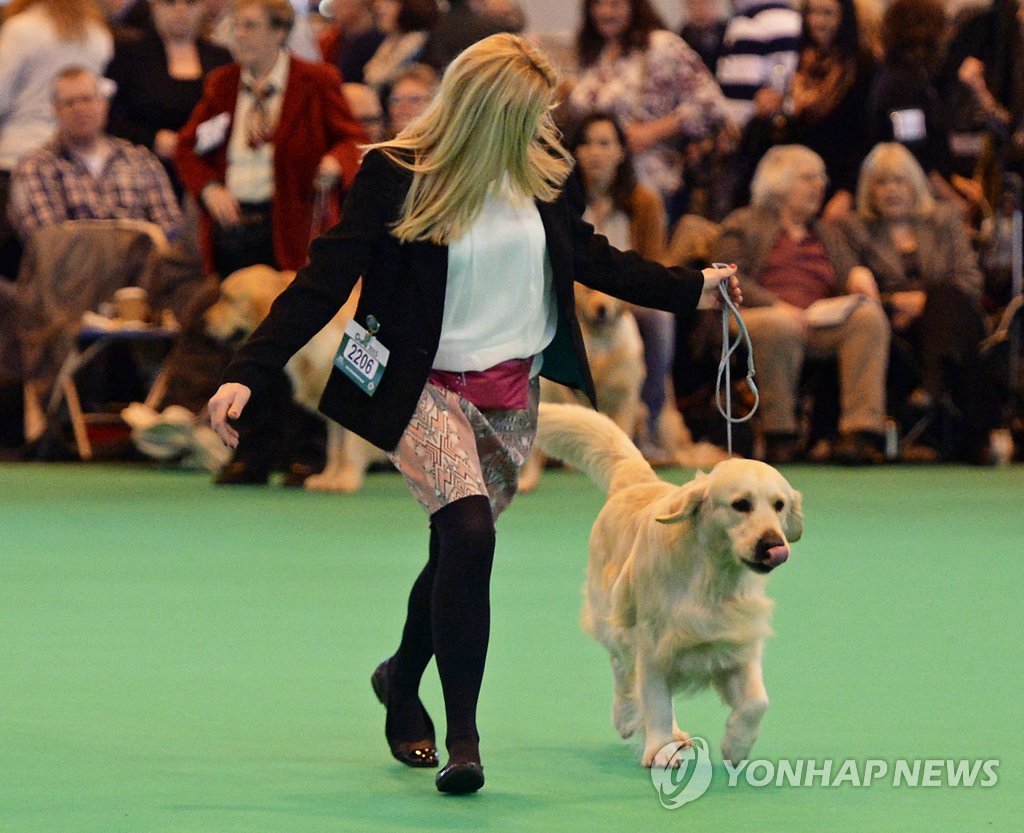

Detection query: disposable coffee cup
xmin=113 ymin=287 xmax=150 ymax=323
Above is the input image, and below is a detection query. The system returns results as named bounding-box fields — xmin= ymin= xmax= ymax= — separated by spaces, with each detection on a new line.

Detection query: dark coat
xmin=224 ymin=149 xmax=706 ymax=450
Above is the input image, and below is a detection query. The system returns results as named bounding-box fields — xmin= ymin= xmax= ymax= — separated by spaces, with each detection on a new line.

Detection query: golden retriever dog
xmin=204 ymin=265 xmax=386 ymax=492
xmin=535 ymin=402 xmax=803 ymax=768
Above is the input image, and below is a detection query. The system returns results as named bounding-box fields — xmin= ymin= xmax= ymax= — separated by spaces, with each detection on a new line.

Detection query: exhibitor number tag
xmin=335 ymin=319 xmax=389 ymax=396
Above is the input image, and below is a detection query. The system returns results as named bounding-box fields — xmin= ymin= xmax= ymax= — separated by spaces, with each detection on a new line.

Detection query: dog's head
xmin=655 ymin=458 xmax=803 ymax=575
xmin=575 ymin=284 xmax=626 ymax=334
xmin=203 ymin=265 xmax=295 ymax=346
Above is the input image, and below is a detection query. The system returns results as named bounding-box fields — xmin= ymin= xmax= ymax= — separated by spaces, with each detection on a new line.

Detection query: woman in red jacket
xmin=176 ymin=0 xmax=366 ymax=275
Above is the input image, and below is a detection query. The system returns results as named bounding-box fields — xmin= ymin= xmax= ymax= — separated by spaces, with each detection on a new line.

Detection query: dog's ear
xmin=783 ymin=487 xmax=804 ymax=542
xmin=655 ymin=480 xmax=707 ymax=525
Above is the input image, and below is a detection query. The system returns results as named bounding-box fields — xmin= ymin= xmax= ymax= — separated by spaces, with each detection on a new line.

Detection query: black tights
xmin=387 ymin=494 xmax=495 ymax=764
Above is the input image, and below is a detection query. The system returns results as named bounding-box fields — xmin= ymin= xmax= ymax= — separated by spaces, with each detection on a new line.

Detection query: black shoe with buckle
xmin=370 ymin=659 xmax=438 ymax=768
xmin=214 ymin=460 xmax=270 ymax=485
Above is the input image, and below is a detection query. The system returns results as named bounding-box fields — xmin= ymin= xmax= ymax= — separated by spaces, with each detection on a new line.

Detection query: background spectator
xmin=868 ymin=0 xmax=959 ymax=203
xmin=0 ymin=0 xmax=113 ymax=278
xmin=106 ymin=0 xmax=233 ymax=198
xmin=715 ymin=0 xmax=801 ymax=129
xmin=9 ymin=66 xmax=182 ymax=243
xmin=362 ymin=0 xmax=439 ymax=97
xmin=385 ymin=63 xmax=438 ymax=136
xmin=319 ymin=0 xmax=385 ymax=85
xmin=422 ymin=0 xmax=504 ymax=72
xmin=739 ymin=0 xmax=876 ymax=219
xmin=175 ymin=0 xmax=367 ymax=486
xmin=567 ymin=111 xmax=678 ymax=460
xmin=713 ymin=144 xmax=889 ymax=464
xmin=568 ymin=0 xmax=729 ymax=211
xmin=678 ymin=0 xmax=727 ymax=74
xmin=838 ymin=142 xmax=997 ymax=463
xmin=343 ymin=82 xmax=387 ymax=142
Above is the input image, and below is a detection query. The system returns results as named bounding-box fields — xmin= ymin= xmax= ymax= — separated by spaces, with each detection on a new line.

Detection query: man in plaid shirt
xmin=8 ymin=66 xmax=182 ymax=243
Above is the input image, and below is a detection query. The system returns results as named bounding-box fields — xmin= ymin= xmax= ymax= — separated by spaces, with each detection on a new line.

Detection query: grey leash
xmin=713 ymin=264 xmax=759 ymax=457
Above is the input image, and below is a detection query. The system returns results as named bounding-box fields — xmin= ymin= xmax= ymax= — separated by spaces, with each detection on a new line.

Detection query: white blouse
xmin=433 ymin=183 xmax=556 ymax=373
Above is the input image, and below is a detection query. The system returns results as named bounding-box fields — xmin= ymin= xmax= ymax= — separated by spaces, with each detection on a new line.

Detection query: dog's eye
xmin=773 ymin=500 xmax=785 ymax=512
xmin=731 ymin=498 xmax=752 ymax=513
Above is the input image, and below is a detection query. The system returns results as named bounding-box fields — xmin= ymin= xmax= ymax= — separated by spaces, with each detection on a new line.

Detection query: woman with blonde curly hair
xmin=0 ymin=0 xmax=112 ymax=274
xmin=209 ymin=33 xmax=738 ymax=794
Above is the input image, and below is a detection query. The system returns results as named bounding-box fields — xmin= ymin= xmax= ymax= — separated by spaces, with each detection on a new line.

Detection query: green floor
xmin=2 ymin=462 xmax=1021 ymax=832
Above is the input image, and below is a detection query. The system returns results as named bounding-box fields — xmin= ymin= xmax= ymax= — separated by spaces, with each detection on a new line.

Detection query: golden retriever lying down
xmin=534 ymin=402 xmax=803 ymax=767
xmin=204 ymin=265 xmax=386 ymax=492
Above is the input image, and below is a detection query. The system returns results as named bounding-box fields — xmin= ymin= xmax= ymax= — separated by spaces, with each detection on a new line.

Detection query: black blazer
xmin=224 ymin=149 xmax=705 ymax=450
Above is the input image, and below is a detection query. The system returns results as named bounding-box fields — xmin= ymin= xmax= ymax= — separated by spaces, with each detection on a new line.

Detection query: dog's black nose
xmin=754 ymin=537 xmax=789 ymax=569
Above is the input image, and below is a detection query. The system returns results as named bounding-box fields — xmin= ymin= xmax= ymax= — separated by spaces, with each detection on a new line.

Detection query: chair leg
xmin=61 ymin=376 xmax=92 ymax=460
xmin=22 ymin=380 xmax=47 ymax=445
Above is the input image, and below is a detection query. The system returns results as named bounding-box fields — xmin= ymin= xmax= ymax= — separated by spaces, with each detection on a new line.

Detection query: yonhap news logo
xmin=650 ymin=739 xmax=1000 ymax=809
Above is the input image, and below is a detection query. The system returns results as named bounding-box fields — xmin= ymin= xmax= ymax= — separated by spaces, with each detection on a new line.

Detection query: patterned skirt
xmin=386 ymin=378 xmax=540 ymax=519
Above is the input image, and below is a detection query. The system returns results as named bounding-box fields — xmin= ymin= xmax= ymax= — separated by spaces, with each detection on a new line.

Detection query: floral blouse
xmin=568 ymin=29 xmax=727 ymax=197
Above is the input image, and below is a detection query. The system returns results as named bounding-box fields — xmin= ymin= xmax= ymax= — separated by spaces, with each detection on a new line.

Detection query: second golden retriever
xmin=204 ymin=265 xmax=386 ymax=492
xmin=535 ymin=402 xmax=803 ymax=768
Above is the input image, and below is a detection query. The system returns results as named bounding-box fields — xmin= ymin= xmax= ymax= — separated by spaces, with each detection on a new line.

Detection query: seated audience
xmin=362 ymin=0 xmax=440 ymax=97
xmin=568 ymin=0 xmax=729 ymax=209
xmin=174 ymin=0 xmax=367 ymax=486
xmin=176 ymin=0 xmax=365 ymax=276
xmin=343 ymin=82 xmax=387 ymax=142
xmin=868 ymin=0 xmax=962 ymax=205
xmin=568 ymin=111 xmax=676 ymax=460
xmin=422 ymin=0 xmax=504 ymax=72
xmin=713 ymin=144 xmax=890 ymax=464
xmin=319 ymin=0 xmax=385 ymax=85
xmin=105 ymin=0 xmax=233 ymax=198
xmin=739 ymin=0 xmax=876 ymax=219
xmin=0 ymin=0 xmax=114 ymax=278
xmin=715 ymin=0 xmax=801 ymax=129
xmin=838 ymin=142 xmax=998 ymax=463
xmin=678 ymin=0 xmax=727 ymax=75
xmin=385 ymin=63 xmax=437 ymax=136
xmin=8 ymin=66 xmax=183 ymax=243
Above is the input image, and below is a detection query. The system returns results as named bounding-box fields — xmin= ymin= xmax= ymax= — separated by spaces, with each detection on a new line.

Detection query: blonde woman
xmin=839 ymin=142 xmax=995 ymax=462
xmin=0 ymin=0 xmax=112 ymax=273
xmin=208 ymin=33 xmax=738 ymax=794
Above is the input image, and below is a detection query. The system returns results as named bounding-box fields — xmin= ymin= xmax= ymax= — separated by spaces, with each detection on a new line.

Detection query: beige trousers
xmin=740 ymin=300 xmax=890 ymax=436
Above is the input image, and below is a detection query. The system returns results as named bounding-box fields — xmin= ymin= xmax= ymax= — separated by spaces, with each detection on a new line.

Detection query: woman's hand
xmin=154 ymin=129 xmax=179 ymax=160
xmin=208 ymin=382 xmax=252 ymax=448
xmin=315 ymin=155 xmax=343 ymax=191
xmin=888 ymin=290 xmax=926 ymax=332
xmin=201 ymin=183 xmax=241 ymax=227
xmin=698 ymin=263 xmax=742 ymax=309
xmin=846 ymin=266 xmax=880 ymax=301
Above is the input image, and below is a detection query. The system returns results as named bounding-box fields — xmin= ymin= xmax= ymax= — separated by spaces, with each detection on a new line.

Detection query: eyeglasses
xmin=388 ymin=94 xmax=431 ymax=107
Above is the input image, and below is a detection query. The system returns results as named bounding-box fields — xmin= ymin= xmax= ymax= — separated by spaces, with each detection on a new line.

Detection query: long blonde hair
xmin=855 ymin=142 xmax=936 ymax=221
xmin=368 ymin=33 xmax=574 ymax=245
xmin=4 ymin=0 xmax=107 ymax=41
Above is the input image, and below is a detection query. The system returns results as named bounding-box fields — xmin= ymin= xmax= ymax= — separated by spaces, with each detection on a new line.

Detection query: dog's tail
xmin=534 ymin=402 xmax=658 ymax=496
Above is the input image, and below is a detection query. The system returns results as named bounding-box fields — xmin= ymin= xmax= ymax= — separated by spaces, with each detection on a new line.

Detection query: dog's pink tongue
xmin=766 ymin=545 xmax=789 ymax=568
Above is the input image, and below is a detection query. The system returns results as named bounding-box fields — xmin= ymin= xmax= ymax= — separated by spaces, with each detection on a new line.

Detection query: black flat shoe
xmin=214 ymin=460 xmax=270 ymax=485
xmin=371 ymin=659 xmax=438 ymax=768
xmin=435 ymin=761 xmax=485 ymax=794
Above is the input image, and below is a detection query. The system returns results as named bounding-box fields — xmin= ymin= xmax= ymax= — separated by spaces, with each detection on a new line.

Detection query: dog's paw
xmin=720 ymin=737 xmax=754 ymax=767
xmin=612 ymin=695 xmax=639 ymax=739
xmin=304 ymin=469 xmax=363 ymax=493
xmin=673 ymin=725 xmax=692 ymax=744
xmin=642 ymin=738 xmax=689 ymax=769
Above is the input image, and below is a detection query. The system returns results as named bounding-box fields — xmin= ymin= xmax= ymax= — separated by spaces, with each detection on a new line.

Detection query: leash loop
xmin=713 ymin=264 xmax=759 ymax=456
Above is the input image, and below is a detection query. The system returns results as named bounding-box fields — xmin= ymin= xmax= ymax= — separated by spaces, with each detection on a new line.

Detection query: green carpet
xmin=1 ymin=462 xmax=1021 ymax=832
